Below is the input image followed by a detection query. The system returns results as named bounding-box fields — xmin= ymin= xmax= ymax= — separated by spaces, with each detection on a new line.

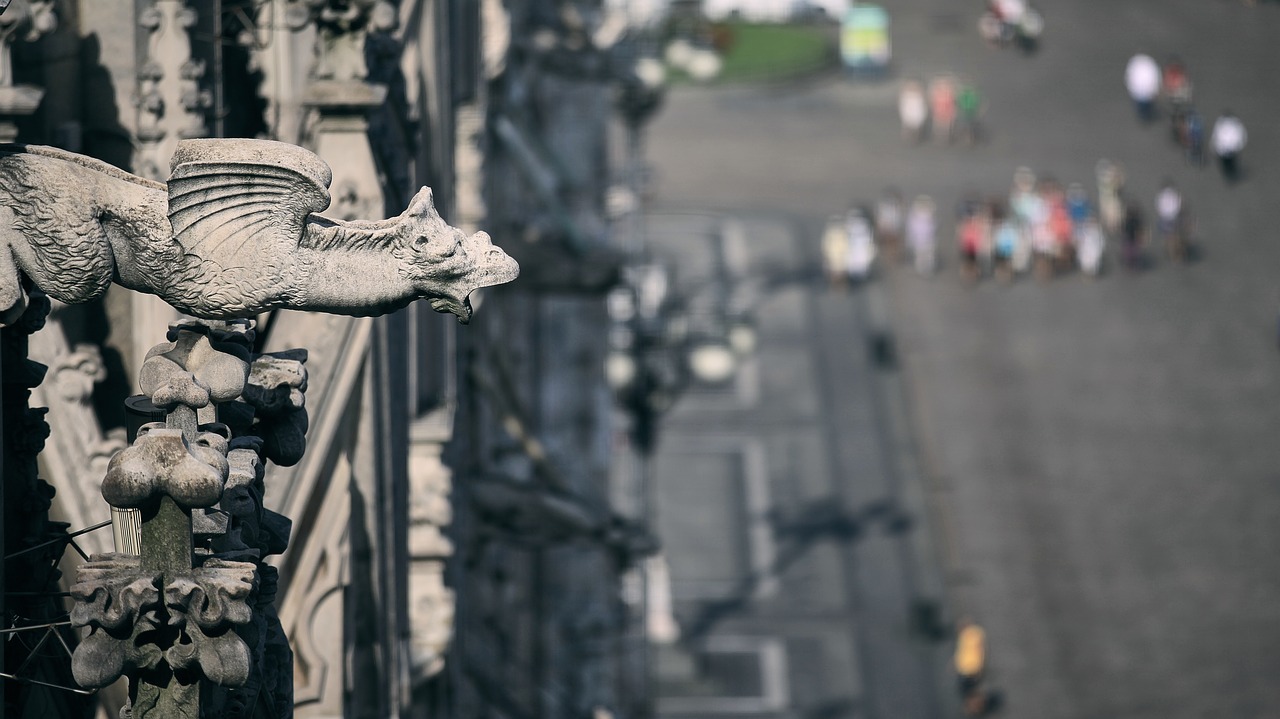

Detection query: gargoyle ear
xmin=407 ymin=187 xmax=440 ymax=220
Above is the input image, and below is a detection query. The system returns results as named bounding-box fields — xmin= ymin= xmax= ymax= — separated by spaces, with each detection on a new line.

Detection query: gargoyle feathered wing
xmin=167 ymin=139 xmax=333 ymax=270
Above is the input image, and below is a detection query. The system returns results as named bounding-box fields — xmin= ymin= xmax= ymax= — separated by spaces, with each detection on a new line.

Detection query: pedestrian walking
xmin=899 ymin=80 xmax=928 ymax=143
xmin=1184 ymin=108 xmax=1205 ymax=165
xmin=1095 ymin=159 xmax=1125 ymax=238
xmin=1121 ymin=201 xmax=1146 ymax=270
xmin=929 ymin=75 xmax=958 ymax=144
xmin=1161 ymin=55 xmax=1192 ymax=111
xmin=821 ymin=214 xmax=849 ymax=289
xmin=1125 ymin=53 xmax=1161 ymax=123
xmin=845 ymin=207 xmax=877 ymax=282
xmin=1156 ymin=180 xmax=1189 ymax=261
xmin=907 ymin=195 xmax=938 ymax=275
xmin=1076 ymin=216 xmax=1106 ymax=276
xmin=1066 ymin=182 xmax=1090 ymax=232
xmin=956 ymin=82 xmax=983 ymax=146
xmin=874 ymin=187 xmax=905 ymax=261
xmin=957 ymin=205 xmax=986 ymax=282
xmin=1047 ymin=186 xmax=1075 ymax=273
xmin=1211 ymin=110 xmax=1247 ymax=182
xmin=954 ymin=618 xmax=988 ymax=717
xmin=1008 ymin=167 xmax=1039 ymax=274
xmin=992 ymin=204 xmax=1019 ymax=282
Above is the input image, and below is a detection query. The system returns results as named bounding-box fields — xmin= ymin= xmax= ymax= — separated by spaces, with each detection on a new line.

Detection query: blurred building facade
xmin=1 ymin=0 xmax=653 ymax=716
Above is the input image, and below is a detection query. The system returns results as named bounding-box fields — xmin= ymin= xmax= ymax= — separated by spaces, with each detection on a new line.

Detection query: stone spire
xmin=133 ymin=0 xmax=210 ymax=182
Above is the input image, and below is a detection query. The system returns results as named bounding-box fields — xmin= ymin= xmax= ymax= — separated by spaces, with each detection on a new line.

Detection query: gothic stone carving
xmin=241 ymin=349 xmax=310 ymax=467
xmin=68 ymin=320 xmax=295 ymax=718
xmin=0 ymin=0 xmax=56 ymax=142
xmin=134 ymin=0 xmax=210 ymax=183
xmin=0 ymin=138 xmax=519 ymax=326
xmin=285 ymin=0 xmax=398 ymax=83
xmin=70 ymin=553 xmax=258 ymax=689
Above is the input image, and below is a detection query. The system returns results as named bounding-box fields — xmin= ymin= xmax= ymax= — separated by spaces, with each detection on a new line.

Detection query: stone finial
xmin=101 ymin=423 xmax=230 ymax=509
xmin=71 ymin=320 xmax=296 ymax=715
xmin=133 ymin=0 xmax=210 ymax=181
xmin=140 ymin=332 xmax=251 ymax=410
xmin=0 ymin=139 xmax=519 ymax=326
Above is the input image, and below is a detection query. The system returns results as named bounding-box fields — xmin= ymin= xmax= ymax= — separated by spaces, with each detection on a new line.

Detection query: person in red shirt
xmin=930 ymin=76 xmax=958 ymax=143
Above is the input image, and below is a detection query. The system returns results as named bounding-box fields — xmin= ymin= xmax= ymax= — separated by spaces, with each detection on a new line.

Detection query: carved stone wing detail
xmin=167 ymin=139 xmax=333 ymax=271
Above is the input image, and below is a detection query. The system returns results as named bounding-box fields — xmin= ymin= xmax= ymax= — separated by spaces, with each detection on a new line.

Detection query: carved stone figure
xmin=0 ymin=138 xmax=519 ymax=325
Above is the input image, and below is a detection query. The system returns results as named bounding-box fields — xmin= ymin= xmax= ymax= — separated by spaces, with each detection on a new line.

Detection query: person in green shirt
xmin=956 ymin=83 xmax=983 ymax=146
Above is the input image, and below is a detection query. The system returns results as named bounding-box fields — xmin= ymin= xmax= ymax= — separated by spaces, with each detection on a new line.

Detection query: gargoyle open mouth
xmin=431 ymin=294 xmax=473 ymax=323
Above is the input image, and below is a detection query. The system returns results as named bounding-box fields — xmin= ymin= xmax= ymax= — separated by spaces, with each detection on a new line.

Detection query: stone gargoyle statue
xmin=0 ymin=138 xmax=519 ymax=325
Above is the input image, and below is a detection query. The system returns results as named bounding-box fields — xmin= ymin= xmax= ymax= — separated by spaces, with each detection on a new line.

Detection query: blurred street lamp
xmin=686 ymin=339 xmax=735 ymax=385
xmin=728 ymin=317 xmax=757 ymax=356
xmin=606 ymin=261 xmax=755 ymax=452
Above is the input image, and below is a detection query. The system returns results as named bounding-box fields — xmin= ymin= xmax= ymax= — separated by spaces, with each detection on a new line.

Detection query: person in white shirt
xmin=1211 ymin=111 xmax=1247 ymax=182
xmin=1125 ymin=54 xmax=1161 ymax=123
xmin=899 ymin=80 xmax=928 ymax=143
xmin=1155 ymin=180 xmax=1187 ymax=258
xmin=1155 ymin=182 xmax=1182 ymax=233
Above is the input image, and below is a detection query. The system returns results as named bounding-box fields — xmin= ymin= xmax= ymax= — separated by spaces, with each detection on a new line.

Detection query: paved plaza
xmin=641 ymin=2 xmax=1280 ymax=717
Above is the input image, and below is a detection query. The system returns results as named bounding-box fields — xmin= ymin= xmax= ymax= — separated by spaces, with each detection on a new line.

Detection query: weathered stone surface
xmin=163 ymin=559 xmax=256 ymax=687
xmin=101 ymin=423 xmax=228 ymax=510
xmin=68 ymin=554 xmax=164 ymax=689
xmin=69 ymin=553 xmax=257 ymax=690
xmin=242 ymin=349 xmax=310 ymax=466
xmin=285 ymin=0 xmax=397 ymax=83
xmin=0 ymin=138 xmax=519 ymax=325
xmin=140 ymin=331 xmax=251 ymax=409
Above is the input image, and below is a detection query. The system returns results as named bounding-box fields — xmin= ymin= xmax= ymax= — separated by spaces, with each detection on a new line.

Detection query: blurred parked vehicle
xmin=841 ymin=3 xmax=890 ymax=75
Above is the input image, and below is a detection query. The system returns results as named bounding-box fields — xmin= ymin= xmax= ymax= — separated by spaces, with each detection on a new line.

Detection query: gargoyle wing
xmin=167 ymin=139 xmax=332 ymax=269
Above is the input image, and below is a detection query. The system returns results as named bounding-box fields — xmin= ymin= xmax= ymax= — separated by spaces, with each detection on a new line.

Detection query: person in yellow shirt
xmin=954 ymin=617 xmax=987 ymax=714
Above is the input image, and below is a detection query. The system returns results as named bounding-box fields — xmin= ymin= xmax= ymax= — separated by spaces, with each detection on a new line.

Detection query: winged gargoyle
xmin=0 ymin=138 xmax=519 ymax=325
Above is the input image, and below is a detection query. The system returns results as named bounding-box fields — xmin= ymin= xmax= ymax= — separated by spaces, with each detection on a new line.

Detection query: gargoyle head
xmin=394 ymin=188 xmax=520 ymax=322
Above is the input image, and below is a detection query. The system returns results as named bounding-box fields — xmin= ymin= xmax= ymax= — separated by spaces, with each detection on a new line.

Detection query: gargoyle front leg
xmin=0 ymin=242 xmax=28 ymax=327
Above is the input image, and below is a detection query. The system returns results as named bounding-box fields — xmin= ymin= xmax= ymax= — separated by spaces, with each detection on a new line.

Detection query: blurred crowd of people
xmin=822 ymin=161 xmax=1193 ymax=287
xmin=1125 ymin=53 xmax=1247 ymax=182
xmin=899 ymin=75 xmax=985 ymax=146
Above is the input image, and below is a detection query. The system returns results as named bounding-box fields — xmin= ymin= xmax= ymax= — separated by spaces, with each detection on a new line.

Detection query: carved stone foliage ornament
xmin=69 ymin=319 xmax=303 ymax=718
xmin=69 ymin=554 xmax=256 ymax=689
xmin=0 ymin=138 xmax=519 ymax=326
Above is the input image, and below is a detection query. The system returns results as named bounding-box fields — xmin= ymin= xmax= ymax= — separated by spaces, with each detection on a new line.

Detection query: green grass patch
xmin=673 ymin=22 xmax=837 ymax=84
